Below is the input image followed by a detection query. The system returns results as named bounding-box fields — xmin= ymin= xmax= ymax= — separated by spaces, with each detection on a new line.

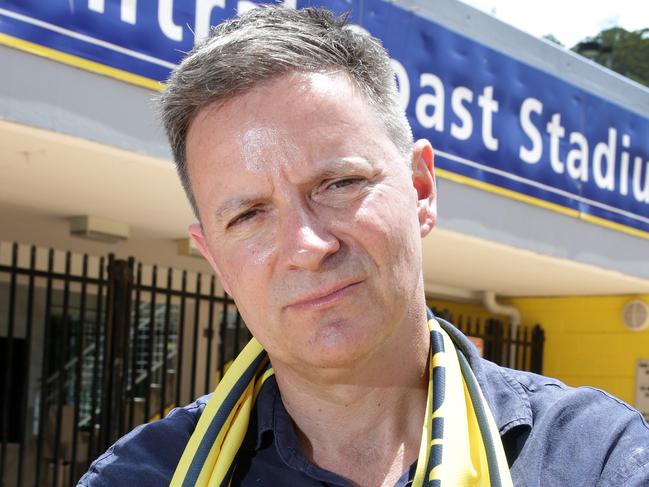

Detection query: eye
xmin=327 ymin=177 xmax=363 ymax=190
xmin=227 ymin=208 xmax=260 ymax=228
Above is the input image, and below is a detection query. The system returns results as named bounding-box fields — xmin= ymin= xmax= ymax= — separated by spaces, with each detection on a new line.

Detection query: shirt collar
xmin=240 ymin=375 xmax=277 ymax=452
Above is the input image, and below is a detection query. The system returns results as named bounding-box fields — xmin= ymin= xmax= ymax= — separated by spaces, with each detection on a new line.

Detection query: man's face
xmin=186 ymin=72 xmax=435 ymax=371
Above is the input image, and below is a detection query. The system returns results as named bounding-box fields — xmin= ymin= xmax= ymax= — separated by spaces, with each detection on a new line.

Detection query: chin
xmin=300 ymin=316 xmax=388 ymax=369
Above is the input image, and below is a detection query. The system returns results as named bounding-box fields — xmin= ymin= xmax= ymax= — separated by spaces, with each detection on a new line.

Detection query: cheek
xmin=354 ymin=185 xmax=419 ymax=251
xmin=243 ymin=236 xmax=277 ymax=267
xmin=350 ymin=188 xmax=422 ymax=297
xmin=216 ymin=237 xmax=276 ymax=298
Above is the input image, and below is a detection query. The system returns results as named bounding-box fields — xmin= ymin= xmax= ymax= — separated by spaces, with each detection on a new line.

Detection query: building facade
xmin=0 ymin=0 xmax=648 ymax=484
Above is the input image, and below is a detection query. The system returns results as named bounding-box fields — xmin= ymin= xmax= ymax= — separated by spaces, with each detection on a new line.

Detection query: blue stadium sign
xmin=1 ymin=0 xmax=648 ymax=236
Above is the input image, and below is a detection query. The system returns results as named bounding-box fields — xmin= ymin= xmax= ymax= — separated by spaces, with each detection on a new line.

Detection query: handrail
xmin=43 ymin=303 xmax=169 ymax=386
xmin=43 ymin=303 xmax=179 ymax=411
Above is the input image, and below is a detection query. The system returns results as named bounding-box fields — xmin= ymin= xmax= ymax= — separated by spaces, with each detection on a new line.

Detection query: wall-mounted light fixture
xmin=69 ymin=215 xmax=130 ymax=243
xmin=176 ymin=238 xmax=202 ymax=258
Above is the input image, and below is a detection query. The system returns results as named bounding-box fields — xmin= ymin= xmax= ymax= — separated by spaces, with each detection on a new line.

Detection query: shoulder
xmin=489 ymin=362 xmax=649 ymax=486
xmin=78 ymin=395 xmax=210 ymax=487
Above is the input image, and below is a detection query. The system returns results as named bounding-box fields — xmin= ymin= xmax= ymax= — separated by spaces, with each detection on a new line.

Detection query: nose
xmin=280 ymin=205 xmax=340 ymax=271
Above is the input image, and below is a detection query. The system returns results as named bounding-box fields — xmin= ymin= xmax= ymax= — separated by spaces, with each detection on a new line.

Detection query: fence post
xmin=530 ymin=324 xmax=545 ymax=374
xmin=495 ymin=319 xmax=506 ymax=366
xmin=100 ymin=257 xmax=134 ymax=450
xmin=483 ymin=319 xmax=496 ymax=362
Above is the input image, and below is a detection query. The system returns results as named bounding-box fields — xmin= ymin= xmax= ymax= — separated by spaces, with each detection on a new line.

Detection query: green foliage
xmin=542 ymin=34 xmax=563 ymax=47
xmin=572 ymin=27 xmax=649 ymax=88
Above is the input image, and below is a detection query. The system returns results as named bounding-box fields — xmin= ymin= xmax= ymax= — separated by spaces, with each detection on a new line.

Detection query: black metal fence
xmin=430 ymin=306 xmax=545 ymax=373
xmin=0 ymin=242 xmax=546 ymax=487
xmin=0 ymin=243 xmax=249 ymax=487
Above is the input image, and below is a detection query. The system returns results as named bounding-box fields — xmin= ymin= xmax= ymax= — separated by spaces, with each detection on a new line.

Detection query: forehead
xmin=186 ymin=71 xmax=387 ymax=163
xmin=205 ymin=70 xmax=372 ymax=121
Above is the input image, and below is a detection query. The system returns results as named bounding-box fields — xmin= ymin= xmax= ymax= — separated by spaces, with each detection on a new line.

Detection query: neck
xmin=271 ymin=303 xmax=430 ymax=486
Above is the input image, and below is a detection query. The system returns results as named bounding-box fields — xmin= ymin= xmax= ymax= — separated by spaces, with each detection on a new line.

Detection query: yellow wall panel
xmin=548 ymin=334 xmax=644 ymax=377
xmin=426 ymin=294 xmax=649 ymax=406
xmin=505 ymin=294 xmax=649 ymax=405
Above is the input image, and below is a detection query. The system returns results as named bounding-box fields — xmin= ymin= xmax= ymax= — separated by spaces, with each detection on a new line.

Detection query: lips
xmin=287 ymin=279 xmax=364 ymax=310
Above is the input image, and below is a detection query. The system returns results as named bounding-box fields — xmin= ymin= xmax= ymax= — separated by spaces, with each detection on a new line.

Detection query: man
xmin=80 ymin=6 xmax=649 ymax=486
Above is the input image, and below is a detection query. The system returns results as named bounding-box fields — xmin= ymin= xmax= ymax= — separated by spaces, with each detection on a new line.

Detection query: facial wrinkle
xmin=240 ymin=126 xmax=301 ymax=175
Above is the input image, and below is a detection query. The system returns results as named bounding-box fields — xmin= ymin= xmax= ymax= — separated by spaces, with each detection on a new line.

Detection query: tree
xmin=572 ymin=27 xmax=649 ymax=88
xmin=542 ymin=34 xmax=563 ymax=47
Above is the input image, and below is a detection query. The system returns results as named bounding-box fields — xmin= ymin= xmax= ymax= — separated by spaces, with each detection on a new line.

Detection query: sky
xmin=459 ymin=0 xmax=648 ymax=48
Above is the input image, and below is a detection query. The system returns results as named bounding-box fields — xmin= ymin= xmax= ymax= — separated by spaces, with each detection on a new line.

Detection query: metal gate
xmin=0 ymin=242 xmax=250 ymax=487
xmin=430 ymin=306 xmax=545 ymax=373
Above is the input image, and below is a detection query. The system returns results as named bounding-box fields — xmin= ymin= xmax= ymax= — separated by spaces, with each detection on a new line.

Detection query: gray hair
xmin=159 ymin=5 xmax=413 ymax=219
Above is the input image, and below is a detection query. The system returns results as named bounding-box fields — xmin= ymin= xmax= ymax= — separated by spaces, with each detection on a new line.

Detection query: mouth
xmin=288 ymin=279 xmax=364 ymax=310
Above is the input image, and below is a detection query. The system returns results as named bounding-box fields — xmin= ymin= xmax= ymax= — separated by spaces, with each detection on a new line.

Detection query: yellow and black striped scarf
xmin=171 ymin=318 xmax=513 ymax=486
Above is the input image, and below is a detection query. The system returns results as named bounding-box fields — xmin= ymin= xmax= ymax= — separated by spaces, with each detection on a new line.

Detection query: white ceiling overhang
xmin=1 ymin=120 xmax=648 ymax=297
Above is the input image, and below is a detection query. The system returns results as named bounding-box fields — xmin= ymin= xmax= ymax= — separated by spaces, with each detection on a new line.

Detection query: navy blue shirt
xmin=79 ymin=320 xmax=649 ymax=486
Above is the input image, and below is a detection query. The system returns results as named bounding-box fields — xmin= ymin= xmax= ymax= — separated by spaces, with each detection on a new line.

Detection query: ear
xmin=411 ymin=139 xmax=437 ymax=238
xmin=188 ymin=222 xmax=233 ymax=295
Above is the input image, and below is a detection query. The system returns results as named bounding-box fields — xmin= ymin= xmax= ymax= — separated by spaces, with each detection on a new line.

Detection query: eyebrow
xmin=213 ymin=156 xmax=374 ymax=222
xmin=214 ymin=196 xmax=260 ymax=224
xmin=310 ymin=156 xmax=373 ymax=180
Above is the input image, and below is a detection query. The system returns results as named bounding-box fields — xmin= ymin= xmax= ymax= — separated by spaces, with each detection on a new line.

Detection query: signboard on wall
xmin=1 ymin=0 xmax=648 ymax=237
xmin=635 ymin=359 xmax=649 ymax=422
